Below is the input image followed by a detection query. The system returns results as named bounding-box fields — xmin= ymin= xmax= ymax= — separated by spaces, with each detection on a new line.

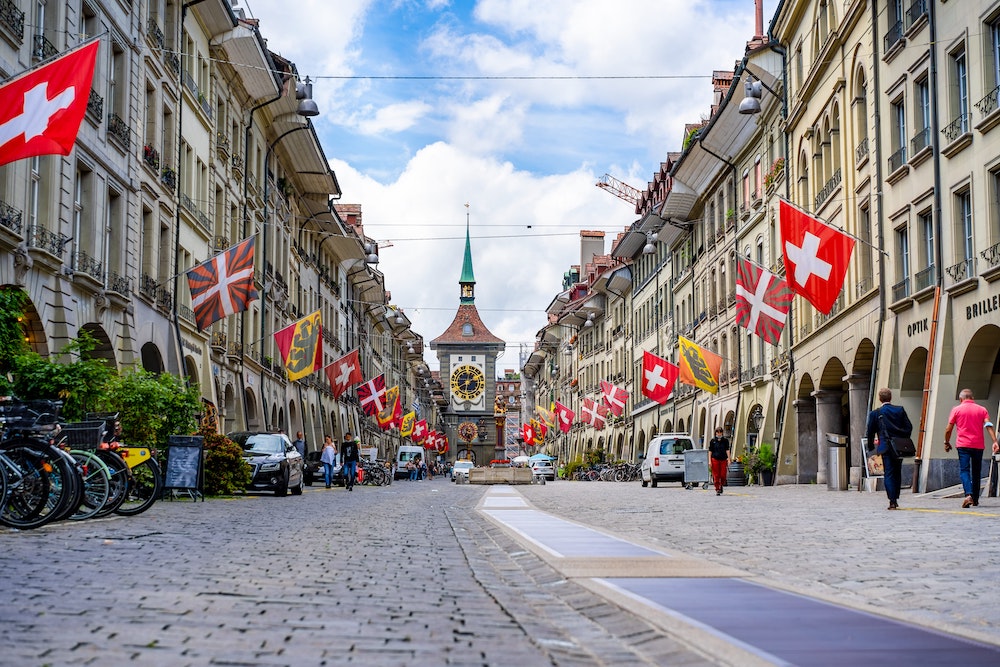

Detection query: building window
xmin=913 ymin=77 xmax=930 ymax=153
xmin=889 ymin=97 xmax=906 ymax=171
xmin=957 ymin=189 xmax=973 ymax=262
xmin=944 ymin=47 xmax=969 ymax=140
xmin=894 ymin=223 xmax=910 ymax=300
xmin=991 ymin=168 xmax=1000 ymax=242
xmin=858 ymin=204 xmax=873 ymax=292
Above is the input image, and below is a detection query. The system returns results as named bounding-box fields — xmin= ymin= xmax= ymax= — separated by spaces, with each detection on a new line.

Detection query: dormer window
xmin=462 ymin=323 xmax=473 ymax=336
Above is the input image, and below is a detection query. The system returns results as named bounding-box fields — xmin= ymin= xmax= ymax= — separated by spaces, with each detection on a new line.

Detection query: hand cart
xmin=683 ymin=448 xmax=711 ymax=490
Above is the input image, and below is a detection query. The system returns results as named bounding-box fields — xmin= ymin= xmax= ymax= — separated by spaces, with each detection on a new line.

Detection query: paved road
xmin=1 ymin=477 xmax=997 ymax=666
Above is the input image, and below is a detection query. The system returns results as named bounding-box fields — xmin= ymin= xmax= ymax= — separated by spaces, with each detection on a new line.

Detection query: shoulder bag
xmin=879 ymin=411 xmax=916 ymax=458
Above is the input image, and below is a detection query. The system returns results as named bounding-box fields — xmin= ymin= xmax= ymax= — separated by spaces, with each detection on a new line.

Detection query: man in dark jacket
xmin=865 ymin=388 xmax=913 ymax=510
xmin=341 ymin=432 xmax=361 ymax=491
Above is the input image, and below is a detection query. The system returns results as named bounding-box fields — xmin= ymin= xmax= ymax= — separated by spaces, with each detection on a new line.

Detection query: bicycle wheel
xmin=93 ymin=449 xmax=129 ymax=517
xmin=68 ymin=450 xmax=111 ymax=521
xmin=0 ymin=440 xmax=74 ymax=529
xmin=114 ymin=458 xmax=162 ymax=516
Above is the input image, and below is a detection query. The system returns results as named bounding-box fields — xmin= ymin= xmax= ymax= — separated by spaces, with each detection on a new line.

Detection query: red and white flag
xmin=554 ymin=400 xmax=575 ymax=434
xmin=735 ymin=258 xmax=794 ymax=345
xmin=600 ymin=380 xmax=628 ymax=416
xmin=580 ymin=397 xmax=608 ymax=430
xmin=357 ymin=374 xmax=386 ymax=417
xmin=779 ymin=199 xmax=854 ymax=314
xmin=0 ymin=40 xmax=100 ymax=167
xmin=186 ymin=237 xmax=258 ymax=330
xmin=411 ymin=419 xmax=427 ymax=444
xmin=324 ymin=349 xmax=363 ymax=399
xmin=522 ymin=422 xmax=535 ymax=446
xmin=642 ymin=351 xmax=679 ymax=405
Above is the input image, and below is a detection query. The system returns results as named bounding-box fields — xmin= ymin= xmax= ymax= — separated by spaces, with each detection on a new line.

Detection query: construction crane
xmin=596 ymin=173 xmax=641 ymax=206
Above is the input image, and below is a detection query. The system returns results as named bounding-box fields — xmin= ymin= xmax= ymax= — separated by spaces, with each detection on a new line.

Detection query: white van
xmin=640 ymin=434 xmax=695 ymax=487
xmin=395 ymin=445 xmax=425 ymax=480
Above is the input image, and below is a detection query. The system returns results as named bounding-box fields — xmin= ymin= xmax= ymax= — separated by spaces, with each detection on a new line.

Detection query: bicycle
xmin=86 ymin=413 xmax=163 ymax=516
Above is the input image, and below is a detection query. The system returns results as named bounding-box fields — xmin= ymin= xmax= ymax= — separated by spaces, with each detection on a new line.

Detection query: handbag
xmin=888 ymin=435 xmax=916 ymax=458
xmin=878 ymin=410 xmax=916 ymax=458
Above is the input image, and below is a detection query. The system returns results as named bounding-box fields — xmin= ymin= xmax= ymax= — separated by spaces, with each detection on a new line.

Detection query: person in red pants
xmin=708 ymin=427 xmax=730 ymax=495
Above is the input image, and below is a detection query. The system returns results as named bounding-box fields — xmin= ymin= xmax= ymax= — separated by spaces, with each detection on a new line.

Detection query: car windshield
xmin=659 ymin=439 xmax=693 ymax=455
xmin=243 ymin=436 xmax=285 ymax=454
xmin=454 ymin=461 xmax=473 ymax=469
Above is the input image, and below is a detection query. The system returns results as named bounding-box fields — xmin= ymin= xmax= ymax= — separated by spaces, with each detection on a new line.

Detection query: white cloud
xmin=356 ymin=100 xmax=434 ymax=134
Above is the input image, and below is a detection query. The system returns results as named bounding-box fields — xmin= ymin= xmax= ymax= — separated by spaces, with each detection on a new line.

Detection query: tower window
xmin=462 ymin=323 xmax=473 ymax=336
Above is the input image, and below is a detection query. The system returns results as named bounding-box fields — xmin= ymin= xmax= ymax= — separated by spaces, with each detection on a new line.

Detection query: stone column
xmin=812 ymin=389 xmax=844 ymax=486
xmin=844 ymin=373 xmax=871 ymax=487
xmin=793 ymin=398 xmax=817 ymax=483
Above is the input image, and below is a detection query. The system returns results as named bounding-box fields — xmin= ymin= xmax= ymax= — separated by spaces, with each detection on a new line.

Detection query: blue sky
xmin=246 ymin=0 xmax=778 ymax=370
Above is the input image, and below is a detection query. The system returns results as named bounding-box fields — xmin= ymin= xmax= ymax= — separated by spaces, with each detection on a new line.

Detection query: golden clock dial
xmin=451 ymin=365 xmax=485 ymax=401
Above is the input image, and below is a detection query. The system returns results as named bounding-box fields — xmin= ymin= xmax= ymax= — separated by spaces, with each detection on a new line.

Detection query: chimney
xmin=755 ymin=0 xmax=764 ymax=40
xmin=580 ymin=230 xmax=605 ymax=277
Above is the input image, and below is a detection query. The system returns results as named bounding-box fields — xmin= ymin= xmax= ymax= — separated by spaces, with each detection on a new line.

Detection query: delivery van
xmin=640 ymin=433 xmax=695 ymax=487
xmin=395 ymin=445 xmax=425 ymax=480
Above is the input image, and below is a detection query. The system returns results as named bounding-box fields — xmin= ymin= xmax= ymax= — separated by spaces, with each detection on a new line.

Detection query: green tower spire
xmin=460 ymin=204 xmax=475 ymax=303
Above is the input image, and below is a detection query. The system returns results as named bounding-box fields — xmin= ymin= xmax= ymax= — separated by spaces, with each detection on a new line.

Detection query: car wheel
xmin=304 ymin=473 xmax=313 ymax=487
xmin=641 ymin=479 xmax=648 ymax=487
xmin=651 ymin=477 xmax=658 ymax=488
xmin=275 ymin=472 xmax=289 ymax=497
xmin=291 ymin=475 xmax=304 ymax=496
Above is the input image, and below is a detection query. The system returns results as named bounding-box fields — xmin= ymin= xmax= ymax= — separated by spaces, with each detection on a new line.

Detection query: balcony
xmin=941 ymin=113 xmax=970 ymax=143
xmin=32 ymin=33 xmax=56 ymax=62
xmin=73 ymin=250 xmax=104 ymax=282
xmin=905 ymin=0 xmax=927 ymax=28
xmin=182 ymin=70 xmax=213 ymax=120
xmin=178 ymin=304 xmax=195 ymax=322
xmin=228 ymin=341 xmax=243 ymax=359
xmin=914 ymin=265 xmax=936 ymax=291
xmin=146 ymin=18 xmax=164 ymax=50
xmin=164 ymin=51 xmax=180 ymax=76
xmin=982 ymin=242 xmax=1000 ymax=269
xmin=887 ymin=145 xmax=906 ymax=173
xmin=26 ymin=224 xmax=69 ymax=257
xmin=212 ymin=235 xmax=230 ymax=252
xmin=855 ymin=276 xmax=873 ymax=298
xmin=155 ymin=287 xmax=173 ymax=313
xmin=108 ymin=271 xmax=130 ymax=296
xmin=910 ymin=127 xmax=930 ymax=155
xmin=814 ymin=168 xmax=841 ymax=209
xmin=891 ymin=277 xmax=910 ymax=302
xmin=855 ymin=136 xmax=869 ymax=164
xmin=142 ymin=144 xmax=160 ymax=171
xmin=976 ymin=86 xmax=999 ymax=118
xmin=86 ymin=89 xmax=103 ymax=122
xmin=945 ymin=257 xmax=976 ymax=284
xmin=160 ymin=165 xmax=177 ymax=191
xmin=210 ymin=331 xmax=227 ymax=351
xmin=107 ymin=113 xmax=130 ymax=149
xmin=884 ymin=20 xmax=903 ymax=52
xmin=216 ymin=133 xmax=230 ymax=161
xmin=139 ymin=273 xmax=159 ymax=301
xmin=770 ymin=256 xmax=785 ymax=276
xmin=0 ymin=199 xmax=22 ymax=234
xmin=180 ymin=193 xmax=212 ymax=232
xmin=0 ymin=0 xmax=25 ymax=44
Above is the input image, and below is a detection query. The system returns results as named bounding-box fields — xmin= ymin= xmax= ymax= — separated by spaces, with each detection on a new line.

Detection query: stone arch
xmin=956 ymin=324 xmax=1000 ymax=400
xmin=288 ymin=398 xmax=299 ymax=435
xmin=616 ymin=432 xmax=625 ymax=461
xmin=223 ymin=383 xmax=237 ymax=434
xmin=244 ymin=386 xmax=260 ymax=431
xmin=140 ymin=342 xmax=164 ymax=373
xmin=183 ymin=355 xmax=198 ymax=388
xmin=12 ymin=293 xmax=49 ymax=356
xmin=723 ymin=410 xmax=735 ymax=438
xmin=698 ymin=406 xmax=707 ymax=445
xmin=662 ymin=419 xmax=673 ymax=433
xmin=277 ymin=406 xmax=285 ymax=433
xmin=829 ymin=101 xmax=842 ymax=174
xmin=677 ymin=418 xmax=685 ymax=433
xmin=79 ymin=322 xmax=115 ymax=366
xmin=270 ymin=403 xmax=278 ymax=432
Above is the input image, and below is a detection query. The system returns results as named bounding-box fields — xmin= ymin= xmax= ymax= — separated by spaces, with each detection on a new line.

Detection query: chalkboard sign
xmin=165 ymin=435 xmax=204 ymax=491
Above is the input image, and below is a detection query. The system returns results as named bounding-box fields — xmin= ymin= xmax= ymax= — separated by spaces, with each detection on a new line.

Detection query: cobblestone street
xmin=1 ymin=477 xmax=998 ymax=666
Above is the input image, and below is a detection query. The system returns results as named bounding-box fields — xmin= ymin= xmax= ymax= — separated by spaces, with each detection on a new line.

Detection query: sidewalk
xmin=515 ymin=481 xmax=1000 ymax=648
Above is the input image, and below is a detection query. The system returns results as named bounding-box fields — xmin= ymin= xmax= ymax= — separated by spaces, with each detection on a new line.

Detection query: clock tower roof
xmin=430 ymin=304 xmax=505 ymax=346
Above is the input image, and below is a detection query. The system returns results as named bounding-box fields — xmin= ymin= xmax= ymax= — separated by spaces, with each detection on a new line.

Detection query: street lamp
xmin=738 ymin=75 xmax=780 ymax=116
xmin=642 ymin=231 xmax=657 ymax=255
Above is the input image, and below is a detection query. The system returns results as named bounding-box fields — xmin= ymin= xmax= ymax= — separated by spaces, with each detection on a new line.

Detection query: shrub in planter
xmin=200 ymin=428 xmax=251 ymax=496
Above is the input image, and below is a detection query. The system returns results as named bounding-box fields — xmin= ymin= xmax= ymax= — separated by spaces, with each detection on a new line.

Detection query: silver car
xmin=530 ymin=460 xmax=556 ymax=481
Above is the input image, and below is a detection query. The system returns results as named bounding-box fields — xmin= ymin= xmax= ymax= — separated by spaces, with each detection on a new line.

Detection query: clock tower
xmin=430 ymin=213 xmax=505 ymax=464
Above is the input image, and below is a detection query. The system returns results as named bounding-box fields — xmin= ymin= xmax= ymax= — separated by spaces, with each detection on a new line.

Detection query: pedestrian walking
xmin=292 ymin=431 xmax=306 ymax=459
xmin=944 ymin=388 xmax=1000 ymax=508
xmin=320 ymin=435 xmax=337 ymax=488
xmin=342 ymin=432 xmax=361 ymax=491
xmin=708 ymin=427 xmax=730 ymax=495
xmin=865 ymin=388 xmax=913 ymax=510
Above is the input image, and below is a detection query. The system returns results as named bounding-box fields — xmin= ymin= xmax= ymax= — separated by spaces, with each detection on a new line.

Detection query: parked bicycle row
xmin=0 ymin=399 xmax=162 ymax=530
xmin=567 ymin=461 xmax=642 ymax=482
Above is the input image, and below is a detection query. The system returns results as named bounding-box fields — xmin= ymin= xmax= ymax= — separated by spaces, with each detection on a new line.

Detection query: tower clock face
xmin=451 ymin=365 xmax=485 ymax=401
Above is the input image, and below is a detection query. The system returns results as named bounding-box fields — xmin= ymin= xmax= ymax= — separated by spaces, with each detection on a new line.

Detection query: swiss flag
xmin=779 ymin=199 xmax=854 ymax=314
xmin=554 ymin=400 xmax=575 ymax=434
xmin=642 ymin=351 xmax=679 ymax=405
xmin=600 ymin=381 xmax=628 ymax=416
xmin=735 ymin=258 xmax=794 ymax=345
xmin=0 ymin=41 xmax=100 ymax=167
xmin=580 ymin=398 xmax=608 ymax=430
xmin=324 ymin=349 xmax=363 ymax=399
xmin=411 ymin=419 xmax=427 ymax=444
xmin=522 ymin=422 xmax=535 ymax=446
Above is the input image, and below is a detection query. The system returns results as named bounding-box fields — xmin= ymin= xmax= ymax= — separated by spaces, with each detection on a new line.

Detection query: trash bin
xmin=827 ymin=433 xmax=848 ymax=491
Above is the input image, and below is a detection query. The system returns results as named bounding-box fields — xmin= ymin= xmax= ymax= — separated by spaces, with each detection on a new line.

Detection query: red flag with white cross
xmin=0 ymin=40 xmax=99 ymax=167
xmin=324 ymin=349 xmax=363 ymax=399
xmin=357 ymin=374 xmax=386 ymax=417
xmin=779 ymin=199 xmax=854 ymax=314
xmin=642 ymin=351 xmax=679 ymax=405
xmin=522 ymin=422 xmax=535 ymax=446
xmin=411 ymin=419 xmax=427 ymax=444
xmin=580 ymin=397 xmax=608 ymax=430
xmin=600 ymin=381 xmax=628 ymax=416
xmin=554 ymin=400 xmax=575 ymax=434
xmin=735 ymin=258 xmax=794 ymax=345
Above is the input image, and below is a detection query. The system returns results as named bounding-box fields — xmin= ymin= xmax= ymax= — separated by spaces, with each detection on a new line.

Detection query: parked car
xmin=452 ymin=459 xmax=474 ymax=482
xmin=640 ymin=434 xmax=695 ymax=487
xmin=303 ymin=450 xmax=344 ymax=487
xmin=234 ymin=432 xmax=304 ymax=496
xmin=530 ymin=460 xmax=556 ymax=481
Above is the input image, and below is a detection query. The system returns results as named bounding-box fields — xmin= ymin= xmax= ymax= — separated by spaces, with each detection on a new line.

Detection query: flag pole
xmin=778 ymin=196 xmax=888 ymax=257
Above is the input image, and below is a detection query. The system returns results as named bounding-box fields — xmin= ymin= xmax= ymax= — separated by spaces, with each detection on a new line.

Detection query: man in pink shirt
xmin=944 ymin=388 xmax=999 ymax=508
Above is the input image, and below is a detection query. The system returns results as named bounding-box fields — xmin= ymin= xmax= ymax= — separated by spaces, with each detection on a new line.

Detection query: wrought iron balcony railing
xmin=891 ymin=277 xmax=910 ymax=302
xmin=975 ymin=86 xmax=1000 ymax=117
xmin=26 ymin=224 xmax=69 ymax=256
xmin=86 ymin=89 xmax=103 ymax=121
xmin=941 ymin=113 xmax=970 ymax=143
xmin=108 ymin=113 xmax=130 ymax=148
xmin=884 ymin=20 xmax=903 ymax=52
xmin=0 ymin=0 xmax=25 ymax=43
xmin=146 ymin=18 xmax=164 ymax=50
xmin=855 ymin=136 xmax=869 ymax=163
xmin=914 ymin=265 xmax=936 ymax=291
xmin=32 ymin=33 xmax=57 ymax=61
xmin=981 ymin=242 xmax=1000 ymax=269
xmin=73 ymin=250 xmax=104 ymax=282
xmin=888 ymin=145 xmax=907 ymax=172
xmin=108 ymin=271 xmax=130 ymax=295
xmin=0 ymin=199 xmax=23 ymax=234
xmin=910 ymin=127 xmax=930 ymax=155
xmin=945 ymin=257 xmax=976 ymax=284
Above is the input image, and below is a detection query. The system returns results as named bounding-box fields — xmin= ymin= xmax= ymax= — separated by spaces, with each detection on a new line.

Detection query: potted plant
xmin=757 ymin=442 xmax=776 ymax=486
